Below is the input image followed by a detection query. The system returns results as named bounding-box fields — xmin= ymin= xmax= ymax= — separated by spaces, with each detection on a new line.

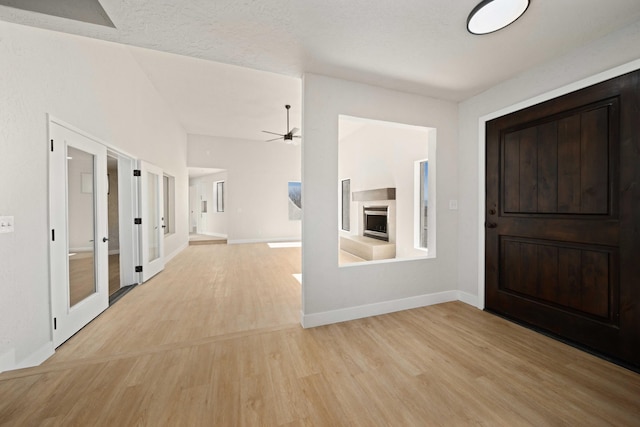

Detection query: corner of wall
xmin=164 ymin=241 xmax=188 ymax=263
xmin=0 ymin=342 xmax=54 ymax=374
xmin=301 ymin=290 xmax=459 ymax=328
xmin=456 ymin=291 xmax=480 ymax=309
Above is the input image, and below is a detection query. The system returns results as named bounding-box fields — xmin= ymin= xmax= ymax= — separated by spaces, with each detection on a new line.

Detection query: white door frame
xmin=138 ymin=160 xmax=165 ymax=282
xmin=111 ymin=152 xmax=140 ymax=290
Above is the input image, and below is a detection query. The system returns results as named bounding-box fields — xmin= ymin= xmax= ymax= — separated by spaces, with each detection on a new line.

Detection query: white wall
xmin=338 ymin=120 xmax=429 ymax=258
xmin=0 ymin=21 xmax=189 ymax=372
xmin=190 ymin=171 xmax=228 ymax=237
xmin=457 ymin=20 xmax=640 ymax=305
xmin=188 ymin=135 xmax=301 ymax=243
xmin=302 ymin=74 xmax=459 ymax=325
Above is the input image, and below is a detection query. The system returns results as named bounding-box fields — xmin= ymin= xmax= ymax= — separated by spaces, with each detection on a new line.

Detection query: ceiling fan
xmin=263 ymin=104 xmax=301 ymax=144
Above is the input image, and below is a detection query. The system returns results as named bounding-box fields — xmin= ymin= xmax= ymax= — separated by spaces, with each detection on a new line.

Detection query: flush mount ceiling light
xmin=467 ymin=0 xmax=529 ymax=35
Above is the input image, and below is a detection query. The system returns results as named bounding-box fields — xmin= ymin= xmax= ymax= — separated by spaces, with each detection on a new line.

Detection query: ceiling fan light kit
xmin=467 ymin=0 xmax=529 ymax=35
xmin=262 ymin=104 xmax=302 ymax=145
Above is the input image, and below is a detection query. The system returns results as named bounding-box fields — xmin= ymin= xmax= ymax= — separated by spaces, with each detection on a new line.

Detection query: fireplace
xmin=363 ymin=206 xmax=389 ymax=241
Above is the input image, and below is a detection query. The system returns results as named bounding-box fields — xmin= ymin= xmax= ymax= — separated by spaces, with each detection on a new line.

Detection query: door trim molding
xmin=476 ymin=57 xmax=640 ymax=310
xmin=48 ymin=115 xmax=138 ymax=160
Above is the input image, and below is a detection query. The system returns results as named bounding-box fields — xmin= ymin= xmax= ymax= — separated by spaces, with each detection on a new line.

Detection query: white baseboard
xmin=457 ymin=291 xmax=479 ymax=308
xmin=165 ymin=242 xmax=188 ymax=263
xmin=228 ymin=237 xmax=301 ymax=245
xmin=0 ymin=342 xmax=54 ymax=373
xmin=108 ymin=249 xmax=120 ymax=255
xmin=198 ymin=232 xmax=227 ymax=238
xmin=301 ymin=290 xmax=459 ymax=328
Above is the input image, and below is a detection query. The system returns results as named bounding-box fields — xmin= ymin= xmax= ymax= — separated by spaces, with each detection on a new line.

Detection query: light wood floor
xmin=1 ymin=244 xmax=639 ymax=426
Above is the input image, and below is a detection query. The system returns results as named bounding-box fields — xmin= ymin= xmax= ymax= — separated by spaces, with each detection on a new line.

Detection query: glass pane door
xmin=67 ymin=146 xmax=97 ymax=307
xmin=50 ymin=121 xmax=108 ymax=348
xmin=147 ymin=171 xmax=160 ymax=262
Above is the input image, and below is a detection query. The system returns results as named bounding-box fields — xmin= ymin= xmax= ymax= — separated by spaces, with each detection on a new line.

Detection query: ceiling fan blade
xmin=262 ymin=130 xmax=284 ymax=136
xmin=290 ymin=127 xmax=300 ymax=135
xmin=293 ymin=135 xmax=301 ymax=138
xmin=265 ymin=137 xmax=283 ymax=142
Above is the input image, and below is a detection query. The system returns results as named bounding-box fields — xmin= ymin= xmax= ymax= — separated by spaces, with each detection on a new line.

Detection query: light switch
xmin=449 ymin=200 xmax=458 ymax=210
xmin=0 ymin=216 xmax=14 ymax=233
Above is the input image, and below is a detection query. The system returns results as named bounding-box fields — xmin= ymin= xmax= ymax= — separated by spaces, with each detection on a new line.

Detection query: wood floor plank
xmin=1 ymin=243 xmax=639 ymax=426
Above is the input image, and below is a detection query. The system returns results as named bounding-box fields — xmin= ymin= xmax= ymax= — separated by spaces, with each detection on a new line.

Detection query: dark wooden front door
xmin=485 ymin=70 xmax=640 ymax=367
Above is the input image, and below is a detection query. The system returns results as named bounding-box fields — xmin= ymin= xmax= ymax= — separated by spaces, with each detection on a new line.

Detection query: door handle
xmin=103 ymin=237 xmax=109 ymax=242
xmin=486 ymin=222 xmax=497 ymax=229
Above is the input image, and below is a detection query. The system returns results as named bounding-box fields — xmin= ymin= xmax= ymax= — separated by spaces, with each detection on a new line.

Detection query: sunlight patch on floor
xmin=268 ymin=241 xmax=301 ymax=248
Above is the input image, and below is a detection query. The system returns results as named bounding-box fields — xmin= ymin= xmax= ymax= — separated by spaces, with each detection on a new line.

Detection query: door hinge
xmin=51 ymin=229 xmax=55 ymax=241
xmin=135 ymin=265 xmax=143 ymax=273
xmin=133 ymin=169 xmax=141 ymax=177
xmin=50 ymin=139 xmax=54 ymax=152
xmin=134 ymin=218 xmax=142 ymax=225
xmin=53 ymin=317 xmax=57 ymax=330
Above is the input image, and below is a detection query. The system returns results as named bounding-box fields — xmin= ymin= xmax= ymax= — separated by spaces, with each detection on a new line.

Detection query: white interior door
xmin=50 ymin=122 xmax=109 ymax=347
xmin=189 ymin=185 xmax=197 ymax=233
xmin=139 ymin=160 xmax=165 ymax=282
xmin=197 ymin=182 xmax=207 ymax=233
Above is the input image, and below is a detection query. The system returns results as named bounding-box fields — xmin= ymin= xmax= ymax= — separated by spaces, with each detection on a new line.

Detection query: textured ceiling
xmin=1 ymin=0 xmax=640 ymax=141
xmin=0 ymin=0 xmax=114 ymax=27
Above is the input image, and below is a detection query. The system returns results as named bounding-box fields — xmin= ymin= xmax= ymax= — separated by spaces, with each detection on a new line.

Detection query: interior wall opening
xmin=188 ymin=167 xmax=228 ymax=245
xmin=338 ymin=115 xmax=436 ymax=266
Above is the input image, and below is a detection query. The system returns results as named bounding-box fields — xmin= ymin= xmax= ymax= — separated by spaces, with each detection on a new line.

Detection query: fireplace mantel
xmin=352 ymin=188 xmax=396 ymax=202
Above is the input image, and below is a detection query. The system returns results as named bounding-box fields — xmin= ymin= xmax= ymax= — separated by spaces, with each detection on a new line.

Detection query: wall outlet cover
xmin=0 ymin=216 xmax=15 ymax=233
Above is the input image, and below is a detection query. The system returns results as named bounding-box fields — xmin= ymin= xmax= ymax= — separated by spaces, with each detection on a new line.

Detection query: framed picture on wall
xmin=288 ymin=181 xmax=302 ymax=220
xmin=81 ymin=173 xmax=93 ymax=193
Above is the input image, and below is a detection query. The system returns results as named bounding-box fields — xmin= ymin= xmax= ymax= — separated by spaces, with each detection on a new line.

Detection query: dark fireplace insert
xmin=363 ymin=206 xmax=389 ymax=241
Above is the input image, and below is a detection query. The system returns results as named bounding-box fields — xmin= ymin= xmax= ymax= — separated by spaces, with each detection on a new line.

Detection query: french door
xmin=139 ymin=160 xmax=165 ymax=282
xmin=50 ymin=122 xmax=109 ymax=347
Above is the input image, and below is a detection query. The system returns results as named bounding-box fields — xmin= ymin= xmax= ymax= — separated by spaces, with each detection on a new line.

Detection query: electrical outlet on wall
xmin=0 ymin=216 xmax=15 ymax=233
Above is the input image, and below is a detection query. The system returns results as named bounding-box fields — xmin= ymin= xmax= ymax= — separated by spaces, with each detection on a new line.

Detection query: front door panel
xmin=485 ymin=70 xmax=640 ymax=367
